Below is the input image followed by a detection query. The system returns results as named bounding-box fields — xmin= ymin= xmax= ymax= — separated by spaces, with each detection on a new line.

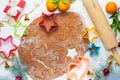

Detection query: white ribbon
xmin=7 ymin=0 xmax=22 ymax=16
xmin=7 ymin=6 xmax=22 ymax=16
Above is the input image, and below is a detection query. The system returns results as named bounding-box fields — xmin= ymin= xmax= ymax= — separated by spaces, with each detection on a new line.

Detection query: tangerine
xmin=105 ymin=1 xmax=118 ymax=14
xmin=46 ymin=0 xmax=56 ymax=12
xmin=58 ymin=0 xmax=70 ymax=12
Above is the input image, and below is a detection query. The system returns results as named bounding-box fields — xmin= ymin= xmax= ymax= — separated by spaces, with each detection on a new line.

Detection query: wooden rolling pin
xmin=82 ymin=0 xmax=120 ymax=65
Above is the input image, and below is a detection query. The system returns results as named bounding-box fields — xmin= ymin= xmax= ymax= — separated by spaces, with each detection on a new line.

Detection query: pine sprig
xmin=8 ymin=58 xmax=28 ymax=80
xmin=110 ymin=7 xmax=120 ymax=36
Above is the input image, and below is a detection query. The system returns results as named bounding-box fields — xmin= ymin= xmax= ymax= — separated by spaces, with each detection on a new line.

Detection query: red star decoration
xmin=0 ymin=35 xmax=18 ymax=58
xmin=39 ymin=13 xmax=58 ymax=32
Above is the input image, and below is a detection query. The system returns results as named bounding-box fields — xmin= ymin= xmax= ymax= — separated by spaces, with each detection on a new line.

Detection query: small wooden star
xmin=87 ymin=43 xmax=100 ymax=57
xmin=39 ymin=13 xmax=58 ymax=32
xmin=0 ymin=35 xmax=17 ymax=58
xmin=82 ymin=27 xmax=98 ymax=42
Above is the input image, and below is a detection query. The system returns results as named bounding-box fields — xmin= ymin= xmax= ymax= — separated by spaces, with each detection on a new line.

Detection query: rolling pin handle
xmin=111 ymin=48 xmax=120 ymax=65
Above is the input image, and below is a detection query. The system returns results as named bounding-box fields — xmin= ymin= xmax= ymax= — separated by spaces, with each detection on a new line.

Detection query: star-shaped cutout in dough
xmin=39 ymin=13 xmax=58 ymax=32
xmin=87 ymin=43 xmax=100 ymax=57
xmin=14 ymin=22 xmax=27 ymax=38
xmin=82 ymin=27 xmax=98 ymax=42
xmin=0 ymin=35 xmax=18 ymax=58
xmin=67 ymin=48 xmax=77 ymax=59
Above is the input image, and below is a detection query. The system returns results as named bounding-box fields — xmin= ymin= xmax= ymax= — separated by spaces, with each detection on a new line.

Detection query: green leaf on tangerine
xmin=61 ymin=0 xmax=68 ymax=4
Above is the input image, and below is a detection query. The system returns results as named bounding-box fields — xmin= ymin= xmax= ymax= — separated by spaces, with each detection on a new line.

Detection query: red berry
xmin=16 ymin=76 xmax=22 ymax=80
xmin=118 ymin=42 xmax=120 ymax=47
xmin=103 ymin=68 xmax=110 ymax=76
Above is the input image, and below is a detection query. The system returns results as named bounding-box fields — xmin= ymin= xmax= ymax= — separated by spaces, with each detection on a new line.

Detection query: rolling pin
xmin=82 ymin=0 xmax=120 ymax=65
